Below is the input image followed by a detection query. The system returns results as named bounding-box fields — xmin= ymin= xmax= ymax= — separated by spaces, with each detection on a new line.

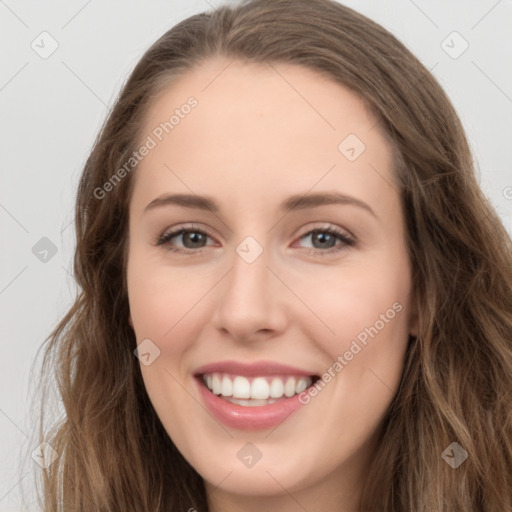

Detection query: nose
xmin=211 ymin=244 xmax=288 ymax=343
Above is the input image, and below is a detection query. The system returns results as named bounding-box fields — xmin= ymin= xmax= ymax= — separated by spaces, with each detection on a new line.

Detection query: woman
xmin=37 ymin=0 xmax=512 ymax=510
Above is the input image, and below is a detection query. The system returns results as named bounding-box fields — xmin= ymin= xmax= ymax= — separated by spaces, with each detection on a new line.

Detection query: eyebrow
xmin=143 ymin=192 xmax=377 ymax=218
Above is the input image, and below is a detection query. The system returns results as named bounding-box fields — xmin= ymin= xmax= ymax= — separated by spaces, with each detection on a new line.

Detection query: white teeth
xmin=221 ymin=375 xmax=233 ymax=397
xmin=212 ymin=374 xmax=222 ymax=395
xmin=269 ymin=378 xmax=284 ymax=398
xmin=203 ymin=373 xmax=312 ymax=401
xmin=251 ymin=377 xmax=270 ymax=399
xmin=226 ymin=397 xmax=276 ymax=407
xmin=232 ymin=376 xmax=251 ymax=399
xmin=295 ymin=378 xmax=308 ymax=393
xmin=284 ymin=377 xmax=296 ymax=397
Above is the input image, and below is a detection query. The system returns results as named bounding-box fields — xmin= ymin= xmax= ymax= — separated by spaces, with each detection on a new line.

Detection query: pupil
xmin=180 ymin=231 xmax=336 ymax=250
xmin=185 ymin=232 xmax=205 ymax=248
xmin=313 ymin=232 xmax=335 ymax=249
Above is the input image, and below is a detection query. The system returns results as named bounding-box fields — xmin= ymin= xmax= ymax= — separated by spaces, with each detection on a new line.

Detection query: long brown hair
xmin=36 ymin=0 xmax=512 ymax=509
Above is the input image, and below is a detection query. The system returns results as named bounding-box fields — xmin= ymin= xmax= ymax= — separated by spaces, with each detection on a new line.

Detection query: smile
xmin=194 ymin=361 xmax=319 ymax=430
xmin=202 ymin=373 xmax=313 ymax=405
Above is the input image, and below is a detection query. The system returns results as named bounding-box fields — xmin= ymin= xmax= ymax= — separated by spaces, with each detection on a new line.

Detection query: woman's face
xmin=126 ymin=57 xmax=417 ymax=507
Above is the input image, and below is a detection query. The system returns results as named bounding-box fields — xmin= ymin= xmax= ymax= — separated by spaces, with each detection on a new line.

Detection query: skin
xmin=126 ymin=56 xmax=418 ymax=512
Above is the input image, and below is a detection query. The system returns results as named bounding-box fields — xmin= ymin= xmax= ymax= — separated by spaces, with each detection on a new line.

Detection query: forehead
xmin=132 ymin=57 xmax=398 ymax=216
xmin=144 ymin=57 xmax=385 ymax=148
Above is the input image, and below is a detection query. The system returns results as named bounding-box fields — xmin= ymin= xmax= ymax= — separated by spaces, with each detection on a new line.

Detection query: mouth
xmin=200 ymin=373 xmax=317 ymax=406
xmin=193 ymin=361 xmax=320 ymax=430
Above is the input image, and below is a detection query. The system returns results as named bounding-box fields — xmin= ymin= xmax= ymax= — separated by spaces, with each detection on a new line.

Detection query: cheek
xmin=294 ymin=256 xmax=411 ymax=362
xmin=291 ymin=263 xmax=411 ymax=469
xmin=330 ymin=273 xmax=410 ymax=414
xmin=126 ymin=255 xmax=210 ymax=445
xmin=127 ymin=252 xmax=206 ymax=354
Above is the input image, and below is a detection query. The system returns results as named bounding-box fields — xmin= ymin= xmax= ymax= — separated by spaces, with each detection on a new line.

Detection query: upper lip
xmin=194 ymin=360 xmax=318 ymax=378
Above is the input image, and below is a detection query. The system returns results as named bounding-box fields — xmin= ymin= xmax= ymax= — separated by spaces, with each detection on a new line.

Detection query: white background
xmin=1 ymin=0 xmax=511 ymax=510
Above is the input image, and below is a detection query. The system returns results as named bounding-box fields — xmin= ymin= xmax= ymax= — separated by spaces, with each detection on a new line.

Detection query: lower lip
xmin=196 ymin=378 xmax=306 ymax=430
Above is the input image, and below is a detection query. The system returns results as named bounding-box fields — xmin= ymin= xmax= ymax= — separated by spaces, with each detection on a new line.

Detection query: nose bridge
xmin=224 ymin=239 xmax=272 ymax=315
xmin=211 ymin=236 xmax=287 ymax=340
xmin=230 ymin=239 xmax=269 ymax=298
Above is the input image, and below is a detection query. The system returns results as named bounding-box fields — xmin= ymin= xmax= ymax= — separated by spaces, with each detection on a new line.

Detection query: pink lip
xmin=194 ymin=360 xmax=317 ymax=430
xmin=194 ymin=360 xmax=315 ymax=377
xmin=195 ymin=378 xmax=305 ymax=430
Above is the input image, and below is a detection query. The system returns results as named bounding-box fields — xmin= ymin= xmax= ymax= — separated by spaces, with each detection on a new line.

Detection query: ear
xmin=128 ymin=312 xmax=134 ymax=329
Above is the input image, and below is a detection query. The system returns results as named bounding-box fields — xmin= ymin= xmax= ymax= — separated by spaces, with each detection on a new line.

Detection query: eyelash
xmin=153 ymin=223 xmax=356 ymax=257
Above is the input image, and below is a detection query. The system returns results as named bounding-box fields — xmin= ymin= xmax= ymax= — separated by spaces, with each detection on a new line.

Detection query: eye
xmin=294 ymin=225 xmax=355 ymax=256
xmin=153 ymin=223 xmax=356 ymax=256
xmin=154 ymin=224 xmax=215 ymax=254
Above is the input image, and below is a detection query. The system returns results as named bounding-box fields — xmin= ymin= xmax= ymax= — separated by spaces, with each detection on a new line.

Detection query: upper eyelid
xmin=158 ymin=223 xmax=354 ymax=246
